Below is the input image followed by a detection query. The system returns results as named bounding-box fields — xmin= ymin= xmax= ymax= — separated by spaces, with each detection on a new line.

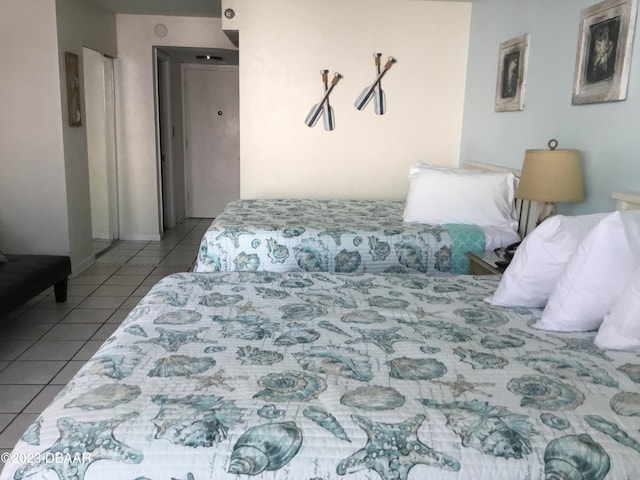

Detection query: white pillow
xmin=486 ymin=213 xmax=607 ymax=307
xmin=403 ymin=163 xmax=517 ymax=228
xmin=595 ymin=264 xmax=640 ymax=351
xmin=534 ymin=210 xmax=640 ymax=332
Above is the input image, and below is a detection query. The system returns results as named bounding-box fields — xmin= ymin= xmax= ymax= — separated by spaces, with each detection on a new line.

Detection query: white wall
xmin=461 ymin=0 xmax=640 ymax=215
xmin=56 ymin=0 xmax=117 ymax=271
xmin=237 ymin=0 xmax=472 ymax=200
xmin=0 ymin=0 xmax=116 ymax=271
xmin=0 ymin=0 xmax=69 ymax=255
xmin=115 ymin=15 xmax=236 ymax=240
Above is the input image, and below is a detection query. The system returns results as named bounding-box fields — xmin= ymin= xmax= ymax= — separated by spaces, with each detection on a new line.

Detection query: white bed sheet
xmin=480 ymin=224 xmax=521 ymax=250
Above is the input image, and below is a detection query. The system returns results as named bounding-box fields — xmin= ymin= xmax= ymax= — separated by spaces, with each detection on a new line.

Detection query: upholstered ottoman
xmin=0 ymin=254 xmax=71 ymax=318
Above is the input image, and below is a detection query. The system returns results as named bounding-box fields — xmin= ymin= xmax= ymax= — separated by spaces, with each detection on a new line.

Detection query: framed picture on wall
xmin=494 ymin=33 xmax=530 ymax=112
xmin=572 ymin=0 xmax=638 ymax=105
xmin=65 ymin=52 xmax=82 ymax=127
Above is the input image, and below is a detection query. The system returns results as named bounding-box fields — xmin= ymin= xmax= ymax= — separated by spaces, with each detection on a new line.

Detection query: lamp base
xmin=537 ymin=202 xmax=557 ymax=225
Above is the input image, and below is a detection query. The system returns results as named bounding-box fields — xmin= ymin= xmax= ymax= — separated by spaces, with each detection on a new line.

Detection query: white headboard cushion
xmin=464 ymin=161 xmax=520 ymax=175
xmin=612 ymin=192 xmax=640 ymax=210
xmin=464 ymin=161 xmax=541 ymax=237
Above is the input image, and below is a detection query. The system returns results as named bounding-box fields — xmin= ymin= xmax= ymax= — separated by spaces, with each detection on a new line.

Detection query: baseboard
xmin=92 ymin=232 xmax=113 ymax=240
xmin=71 ymin=254 xmax=96 ymax=277
xmin=120 ymin=233 xmax=162 ymax=242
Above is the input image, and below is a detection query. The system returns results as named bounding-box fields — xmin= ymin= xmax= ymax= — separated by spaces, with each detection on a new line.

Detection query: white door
xmin=84 ymin=47 xmax=118 ymax=241
xmin=184 ymin=65 xmax=240 ymax=218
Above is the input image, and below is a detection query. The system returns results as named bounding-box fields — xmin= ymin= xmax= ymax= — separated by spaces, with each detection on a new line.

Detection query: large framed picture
xmin=494 ymin=33 xmax=530 ymax=112
xmin=572 ymin=0 xmax=638 ymax=105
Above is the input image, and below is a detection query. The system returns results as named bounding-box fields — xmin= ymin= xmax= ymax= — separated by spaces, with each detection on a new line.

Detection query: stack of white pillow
xmin=486 ymin=210 xmax=640 ymax=351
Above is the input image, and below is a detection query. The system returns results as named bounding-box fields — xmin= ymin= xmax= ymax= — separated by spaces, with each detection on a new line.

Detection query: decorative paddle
xmin=321 ymin=70 xmax=336 ymax=131
xmin=354 ymin=56 xmax=396 ymax=111
xmin=373 ymin=53 xmax=386 ymax=115
xmin=305 ymin=73 xmax=342 ymax=128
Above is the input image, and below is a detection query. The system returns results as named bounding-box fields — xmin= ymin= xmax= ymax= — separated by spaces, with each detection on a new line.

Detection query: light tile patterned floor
xmin=0 ymin=218 xmax=211 ymax=465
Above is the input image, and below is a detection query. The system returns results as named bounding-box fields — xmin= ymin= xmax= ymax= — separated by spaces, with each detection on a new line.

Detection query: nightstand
xmin=465 ymin=251 xmax=508 ymax=275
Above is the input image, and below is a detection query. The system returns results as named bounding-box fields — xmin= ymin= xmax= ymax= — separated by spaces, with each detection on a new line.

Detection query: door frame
xmin=83 ymin=47 xmax=119 ymax=243
xmin=182 ymin=63 xmax=239 ymax=218
xmin=104 ymin=54 xmax=119 ymax=240
xmin=153 ymin=47 xmax=175 ymax=234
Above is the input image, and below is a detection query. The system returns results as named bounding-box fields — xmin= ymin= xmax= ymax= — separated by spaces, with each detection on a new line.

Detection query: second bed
xmin=194 ymin=198 xmax=520 ymax=275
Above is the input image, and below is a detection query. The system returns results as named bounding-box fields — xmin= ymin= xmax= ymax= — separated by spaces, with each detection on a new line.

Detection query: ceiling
xmin=94 ymin=0 xmax=221 ymax=17
xmin=94 ymin=0 xmax=239 ymax=65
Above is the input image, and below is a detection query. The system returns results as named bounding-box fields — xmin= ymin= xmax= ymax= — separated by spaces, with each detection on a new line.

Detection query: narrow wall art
xmin=65 ymin=52 xmax=82 ymax=126
xmin=495 ymin=34 xmax=530 ymax=112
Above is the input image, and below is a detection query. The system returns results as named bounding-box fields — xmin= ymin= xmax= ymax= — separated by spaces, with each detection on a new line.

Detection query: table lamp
xmin=516 ymin=139 xmax=584 ymax=226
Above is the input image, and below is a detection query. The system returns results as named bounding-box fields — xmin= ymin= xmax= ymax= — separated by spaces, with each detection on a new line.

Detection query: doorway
xmin=183 ymin=65 xmax=240 ymax=218
xmin=155 ymin=49 xmax=175 ymax=231
xmin=83 ymin=47 xmax=118 ymax=254
xmin=153 ymin=48 xmax=240 ymax=229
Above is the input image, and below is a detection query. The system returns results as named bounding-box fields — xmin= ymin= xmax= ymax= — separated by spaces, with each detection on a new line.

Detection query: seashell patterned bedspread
xmin=2 ymin=272 xmax=639 ymax=480
xmin=194 ymin=199 xmax=487 ymax=274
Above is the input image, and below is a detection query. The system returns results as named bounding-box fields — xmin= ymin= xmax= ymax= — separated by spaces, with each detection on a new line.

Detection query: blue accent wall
xmin=460 ymin=0 xmax=640 ymax=214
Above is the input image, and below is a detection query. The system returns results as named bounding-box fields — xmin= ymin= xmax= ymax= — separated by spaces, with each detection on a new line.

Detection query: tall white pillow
xmin=595 ymin=264 xmax=640 ymax=351
xmin=534 ymin=210 xmax=640 ymax=332
xmin=486 ymin=213 xmax=607 ymax=307
xmin=403 ymin=164 xmax=517 ymax=228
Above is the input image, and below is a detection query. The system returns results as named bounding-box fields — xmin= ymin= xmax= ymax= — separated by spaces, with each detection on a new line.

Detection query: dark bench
xmin=0 ymin=255 xmax=71 ymax=318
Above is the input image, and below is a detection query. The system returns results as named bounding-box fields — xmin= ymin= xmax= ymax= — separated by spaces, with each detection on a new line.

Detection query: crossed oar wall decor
xmin=305 ymin=53 xmax=397 ymax=131
xmin=355 ymin=53 xmax=396 ymax=113
xmin=305 ymin=71 xmax=343 ymax=130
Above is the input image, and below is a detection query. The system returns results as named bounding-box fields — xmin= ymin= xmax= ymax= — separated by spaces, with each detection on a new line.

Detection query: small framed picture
xmin=572 ymin=0 xmax=638 ymax=105
xmin=494 ymin=33 xmax=530 ymax=112
xmin=65 ymin=52 xmax=82 ymax=127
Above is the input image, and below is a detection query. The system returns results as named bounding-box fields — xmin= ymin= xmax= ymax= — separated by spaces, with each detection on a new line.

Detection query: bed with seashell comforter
xmin=194 ymin=199 xmax=519 ymax=275
xmin=2 ymin=271 xmax=639 ymax=480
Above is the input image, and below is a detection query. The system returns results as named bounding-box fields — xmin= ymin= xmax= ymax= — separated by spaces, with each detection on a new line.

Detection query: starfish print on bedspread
xmin=431 ymin=374 xmax=495 ymax=398
xmin=194 ymin=369 xmax=249 ymax=391
xmin=14 ymin=413 xmax=142 ymax=480
xmin=318 ymin=228 xmax=353 ymax=245
xmin=346 ymin=326 xmax=414 ymax=355
xmin=548 ymin=335 xmax=614 ymax=362
xmin=508 ymin=327 xmax=557 ymax=346
xmin=171 ymin=474 xmax=195 ymax=480
xmin=138 ymin=327 xmax=207 ymax=352
xmin=336 ymin=414 xmax=460 ymax=480
xmin=183 ymin=274 xmax=230 ymax=291
xmin=215 ymin=227 xmax=255 ymax=248
xmin=236 ymin=301 xmax=261 ymax=314
xmin=335 ymin=278 xmax=379 ymax=295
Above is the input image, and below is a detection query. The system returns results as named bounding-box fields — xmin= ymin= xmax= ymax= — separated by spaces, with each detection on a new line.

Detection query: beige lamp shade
xmin=516 ymin=146 xmax=584 ymax=202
